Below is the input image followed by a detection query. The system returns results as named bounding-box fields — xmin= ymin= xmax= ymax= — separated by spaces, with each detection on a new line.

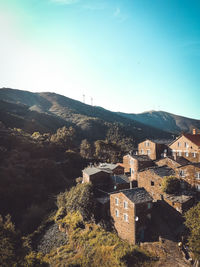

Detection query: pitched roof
xmin=98 ymin=163 xmax=118 ymax=171
xmin=156 ymin=156 xmax=190 ymax=167
xmin=111 ymin=175 xmax=130 ymax=184
xmin=83 ymin=167 xmax=110 ymax=176
xmin=112 ymin=187 xmax=153 ymax=204
xmin=169 ymin=133 xmax=200 ymax=147
xmin=96 ymin=196 xmax=110 ymax=204
xmin=149 ymin=166 xmax=175 ymax=177
xmin=148 ymin=139 xmax=173 ymax=145
xmin=164 ymin=194 xmax=194 ymax=204
xmin=178 ymin=162 xmax=200 ymax=169
xmin=130 ymin=155 xmax=152 ymax=162
xmin=183 ymin=133 xmax=200 ymax=147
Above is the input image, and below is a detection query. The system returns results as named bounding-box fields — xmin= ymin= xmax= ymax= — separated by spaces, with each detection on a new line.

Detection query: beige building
xmin=138 ymin=139 xmax=171 ymax=160
xmin=169 ymin=132 xmax=200 ymax=163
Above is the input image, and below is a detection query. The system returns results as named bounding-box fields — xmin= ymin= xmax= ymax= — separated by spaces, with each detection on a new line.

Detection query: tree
xmin=184 ymin=203 xmax=200 ymax=260
xmin=0 ymin=214 xmax=26 ymax=266
xmin=161 ymin=176 xmax=180 ymax=194
xmin=94 ymin=140 xmax=121 ymax=162
xmin=50 ymin=126 xmax=76 ymax=149
xmin=80 ymin=139 xmax=93 ymax=159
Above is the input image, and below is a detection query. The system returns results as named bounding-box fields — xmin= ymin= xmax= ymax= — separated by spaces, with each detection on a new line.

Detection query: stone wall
xmin=175 ymin=164 xmax=200 ymax=190
xmin=110 ymin=192 xmax=136 ymax=244
xmin=123 ymin=155 xmax=131 ymax=173
xmin=137 ymin=170 xmax=164 ymax=200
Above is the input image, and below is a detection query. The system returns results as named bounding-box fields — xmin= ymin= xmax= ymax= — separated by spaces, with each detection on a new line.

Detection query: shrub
xmin=184 ymin=202 xmax=200 ymax=260
xmin=56 ymin=183 xmax=95 ymax=221
xmin=45 ymin=212 xmax=155 ymax=267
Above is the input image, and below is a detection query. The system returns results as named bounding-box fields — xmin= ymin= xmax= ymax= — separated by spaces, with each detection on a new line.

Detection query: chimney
xmin=193 ymin=128 xmax=197 ymax=135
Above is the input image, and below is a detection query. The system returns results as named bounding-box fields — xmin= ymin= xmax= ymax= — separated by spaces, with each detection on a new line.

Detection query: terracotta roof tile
xmin=183 ymin=133 xmax=200 ymax=147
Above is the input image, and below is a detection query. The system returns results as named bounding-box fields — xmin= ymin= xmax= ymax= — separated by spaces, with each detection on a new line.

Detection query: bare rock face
xmin=37 ymin=223 xmax=68 ymax=254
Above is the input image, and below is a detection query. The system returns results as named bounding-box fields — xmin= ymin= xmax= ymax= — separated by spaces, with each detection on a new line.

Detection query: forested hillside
xmin=0 ymin=88 xmax=174 ymax=150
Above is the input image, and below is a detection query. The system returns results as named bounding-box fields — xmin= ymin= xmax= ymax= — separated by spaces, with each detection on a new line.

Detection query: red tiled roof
xmin=183 ymin=133 xmax=200 ymax=147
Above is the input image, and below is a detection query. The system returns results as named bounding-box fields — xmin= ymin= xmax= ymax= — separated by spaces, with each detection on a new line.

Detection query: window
xmin=179 ymin=170 xmax=185 ymax=177
xmin=131 ymin=169 xmax=134 ymax=175
xmin=185 ymin=151 xmax=189 ymax=157
xmin=196 ymin=172 xmax=200 ymax=180
xmin=151 ymin=181 xmax=154 ymax=186
xmin=147 ymin=203 xmax=152 ymax=209
xmin=196 ymin=185 xmax=200 ymax=192
xmin=123 ymin=213 xmax=128 ymax=222
xmin=192 ymin=152 xmax=196 ymax=158
xmin=115 ymin=209 xmax=119 ymax=217
xmin=141 ymin=149 xmax=144 ymax=155
xmin=147 ymin=149 xmax=151 ymax=155
xmin=184 ymin=142 xmax=189 ymax=148
xmin=123 ymin=201 xmax=128 ymax=209
xmin=177 ymin=142 xmax=181 ymax=147
xmin=178 ymin=151 xmax=182 ymax=156
xmin=145 ymin=141 xmax=150 ymax=147
xmin=115 ymin=197 xmax=119 ymax=206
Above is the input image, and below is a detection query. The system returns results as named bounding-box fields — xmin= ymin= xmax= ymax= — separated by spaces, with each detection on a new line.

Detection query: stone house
xmin=82 ymin=167 xmax=110 ymax=187
xmin=123 ymin=154 xmax=154 ymax=178
xmin=137 ymin=165 xmax=195 ymax=213
xmin=97 ymin=163 xmax=124 ymax=175
xmin=164 ymin=194 xmax=194 ymax=214
xmin=123 ymin=154 xmax=133 ymax=173
xmin=138 ymin=139 xmax=171 ymax=160
xmin=110 ymin=187 xmax=153 ymax=244
xmin=155 ymin=156 xmax=190 ymax=170
xmin=156 ymin=156 xmax=200 ymax=192
xmin=129 ymin=155 xmax=155 ymax=181
xmin=169 ymin=131 xmax=200 ymax=163
xmin=111 ymin=174 xmax=131 ymax=191
xmin=175 ymin=163 xmax=200 ymax=192
xmin=137 ymin=166 xmax=175 ymax=200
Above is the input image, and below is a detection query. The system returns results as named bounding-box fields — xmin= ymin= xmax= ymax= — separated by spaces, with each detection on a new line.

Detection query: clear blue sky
xmin=0 ymin=0 xmax=200 ymax=119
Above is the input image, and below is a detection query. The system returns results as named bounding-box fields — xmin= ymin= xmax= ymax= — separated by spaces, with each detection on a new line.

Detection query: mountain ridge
xmin=0 ymin=87 xmax=198 ymax=148
xmin=117 ymin=110 xmax=200 ymax=134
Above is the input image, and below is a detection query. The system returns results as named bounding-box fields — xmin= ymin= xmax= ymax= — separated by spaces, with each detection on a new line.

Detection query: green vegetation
xmin=161 ymin=176 xmax=180 ymax=194
xmin=184 ymin=202 xmax=200 ymax=260
xmin=80 ymin=139 xmax=93 ymax=159
xmin=0 ymin=214 xmax=47 ymax=267
xmin=94 ymin=139 xmax=122 ymax=162
xmin=0 ymin=126 xmax=87 ymax=234
xmin=56 ymin=183 xmax=95 ymax=221
xmin=45 ymin=211 xmax=155 ymax=267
